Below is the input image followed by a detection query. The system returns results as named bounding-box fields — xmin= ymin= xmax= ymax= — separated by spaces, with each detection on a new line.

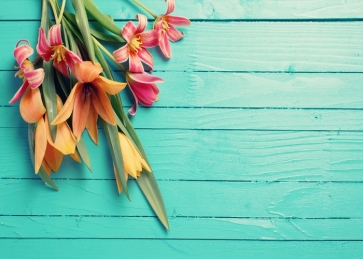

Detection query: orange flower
xmin=51 ymin=61 xmax=127 ymax=144
xmin=34 ymin=96 xmax=79 ymax=174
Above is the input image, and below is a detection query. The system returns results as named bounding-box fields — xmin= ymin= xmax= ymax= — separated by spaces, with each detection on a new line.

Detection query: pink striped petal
xmin=165 ymin=0 xmax=175 ymax=15
xmin=165 ymin=15 xmax=191 ymax=26
xmin=113 ymin=45 xmax=129 ymax=63
xmin=130 ymin=81 xmax=158 ymax=106
xmin=129 ymin=53 xmax=144 ymax=73
xmin=135 ymin=14 xmax=147 ymax=34
xmin=14 ymin=42 xmax=33 ymax=67
xmin=137 ymin=48 xmax=154 ymax=71
xmin=128 ymin=72 xmax=164 ymax=84
xmin=9 ymin=80 xmax=29 ymax=104
xmin=36 ymin=28 xmax=52 ymax=61
xmin=65 ymin=49 xmax=82 ymax=76
xmin=159 ymin=34 xmax=171 ymax=58
xmin=139 ymin=30 xmax=159 ymax=48
xmin=53 ymin=59 xmax=68 ymax=77
xmin=166 ymin=24 xmax=184 ymax=42
xmin=49 ymin=24 xmax=63 ymax=46
xmin=25 ymin=68 xmax=45 ymax=89
xmin=122 ymin=21 xmax=137 ymax=42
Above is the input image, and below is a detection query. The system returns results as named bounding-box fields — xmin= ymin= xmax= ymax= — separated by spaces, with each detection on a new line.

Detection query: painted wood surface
xmin=1 ymin=0 xmax=363 ymax=258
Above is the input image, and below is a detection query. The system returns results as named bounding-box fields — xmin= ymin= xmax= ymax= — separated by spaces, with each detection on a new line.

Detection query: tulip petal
xmin=139 ymin=30 xmax=159 ymax=48
xmin=135 ymin=14 xmax=147 ymax=34
xmin=75 ymin=61 xmax=103 ymax=83
xmin=52 ymin=122 xmax=76 ymax=155
xmin=65 ymin=49 xmax=82 ymax=76
xmin=86 ymin=103 xmax=98 ymax=144
xmin=113 ymin=45 xmax=129 ymax=64
xmin=91 ymin=85 xmax=115 ymax=125
xmin=118 ymin=133 xmax=138 ymax=178
xmin=92 ymin=76 xmax=127 ymax=95
xmin=52 ymin=83 xmax=81 ymax=125
xmin=159 ymin=34 xmax=171 ymax=58
xmin=49 ymin=24 xmax=63 ymax=46
xmin=73 ymin=84 xmax=90 ymax=141
xmin=165 ymin=15 xmax=191 ymax=26
xmin=128 ymin=72 xmax=164 ymax=84
xmin=25 ymin=68 xmax=45 ymax=89
xmin=44 ymin=143 xmax=63 ymax=172
xmin=36 ymin=27 xmax=53 ymax=61
xmin=129 ymin=53 xmax=144 ymax=73
xmin=14 ymin=44 xmax=34 ymax=67
xmin=137 ymin=48 xmax=154 ymax=70
xmin=165 ymin=0 xmax=175 ymax=15
xmin=54 ymin=57 xmax=69 ymax=77
xmin=42 ymin=159 xmax=52 ymax=176
xmin=166 ymin=24 xmax=184 ymax=42
xmin=35 ymin=117 xmax=47 ymax=173
xmin=70 ymin=150 xmax=82 ymax=163
xmin=20 ymin=87 xmax=46 ymax=123
xmin=122 ymin=21 xmax=137 ymax=42
xmin=131 ymin=82 xmax=158 ymax=106
xmin=9 ymin=80 xmax=29 ymax=104
xmin=125 ymin=135 xmax=151 ymax=172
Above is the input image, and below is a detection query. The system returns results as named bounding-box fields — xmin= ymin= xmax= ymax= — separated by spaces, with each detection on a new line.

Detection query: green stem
xmin=92 ymin=37 xmax=127 ymax=72
xmin=132 ymin=0 xmax=157 ymax=18
xmin=58 ymin=0 xmax=67 ymax=23
xmin=49 ymin=0 xmax=60 ymax=24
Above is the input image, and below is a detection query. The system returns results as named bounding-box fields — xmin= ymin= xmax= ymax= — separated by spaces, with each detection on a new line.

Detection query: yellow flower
xmin=114 ymin=132 xmax=151 ymax=194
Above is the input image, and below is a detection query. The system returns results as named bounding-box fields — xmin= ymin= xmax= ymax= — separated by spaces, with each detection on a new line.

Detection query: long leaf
xmin=124 ymin=116 xmax=169 ymax=230
xmin=101 ymin=119 xmax=129 ymax=199
xmin=90 ymin=28 xmax=125 ymax=43
xmin=41 ymin=0 xmax=49 ymax=31
xmin=76 ymin=137 xmax=92 ymax=172
xmin=83 ymin=0 xmax=122 ymax=36
xmin=28 ymin=124 xmax=58 ymax=191
xmin=42 ymin=61 xmax=57 ymax=141
xmin=71 ymin=0 xmax=95 ymax=62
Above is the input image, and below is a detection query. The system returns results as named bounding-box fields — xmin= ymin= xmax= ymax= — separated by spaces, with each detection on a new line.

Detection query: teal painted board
xmin=1 ymin=0 xmax=363 ymax=258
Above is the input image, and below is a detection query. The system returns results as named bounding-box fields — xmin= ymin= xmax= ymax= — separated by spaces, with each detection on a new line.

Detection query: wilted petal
xmin=129 ymin=53 xmax=144 ymax=73
xmin=113 ymin=45 xmax=129 ymax=64
xmin=65 ymin=49 xmax=82 ymax=76
xmin=128 ymin=72 xmax=164 ymax=84
xmin=122 ymin=21 xmax=137 ymax=42
xmin=165 ymin=15 xmax=191 ymax=26
xmin=139 ymin=30 xmax=159 ymax=48
xmin=20 ymin=87 xmax=46 ymax=123
xmin=92 ymin=76 xmax=127 ymax=95
xmin=135 ymin=14 xmax=147 ymax=34
xmin=25 ymin=68 xmax=45 ymax=89
xmin=91 ymin=85 xmax=115 ymax=125
xmin=9 ymin=80 xmax=29 ymax=104
xmin=137 ymin=48 xmax=154 ymax=70
xmin=49 ymin=24 xmax=63 ymax=46
xmin=86 ymin=103 xmax=98 ymax=145
xmin=73 ymin=84 xmax=90 ymax=141
xmin=14 ymin=43 xmax=34 ymax=67
xmin=52 ymin=83 xmax=81 ymax=125
xmin=165 ymin=0 xmax=175 ymax=15
xmin=166 ymin=24 xmax=184 ymax=42
xmin=75 ymin=61 xmax=103 ymax=83
xmin=54 ymin=57 xmax=69 ymax=77
xmin=159 ymin=34 xmax=171 ymax=58
xmin=35 ymin=117 xmax=47 ymax=173
xmin=36 ymin=28 xmax=53 ymax=61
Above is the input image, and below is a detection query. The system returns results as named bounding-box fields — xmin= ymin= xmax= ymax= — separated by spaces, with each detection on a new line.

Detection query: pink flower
xmin=9 ymin=40 xmax=45 ymax=104
xmin=126 ymin=72 xmax=163 ymax=115
xmin=113 ymin=14 xmax=159 ymax=73
xmin=154 ymin=0 xmax=191 ymax=58
xmin=36 ymin=24 xmax=82 ymax=77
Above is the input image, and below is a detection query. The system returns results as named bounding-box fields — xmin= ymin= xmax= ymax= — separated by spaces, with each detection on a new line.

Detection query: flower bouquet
xmin=9 ymin=0 xmax=190 ymax=230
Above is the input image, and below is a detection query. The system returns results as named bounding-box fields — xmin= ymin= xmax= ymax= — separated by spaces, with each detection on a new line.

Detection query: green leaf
xmin=83 ymin=0 xmax=123 ymax=37
xmin=76 ymin=137 xmax=92 ymax=172
xmin=28 ymin=124 xmax=58 ymax=191
xmin=41 ymin=0 xmax=49 ymax=31
xmin=71 ymin=0 xmax=95 ymax=62
xmin=124 ymin=116 xmax=169 ymax=230
xmin=101 ymin=119 xmax=129 ymax=199
xmin=42 ymin=61 xmax=57 ymax=141
xmin=90 ymin=28 xmax=125 ymax=43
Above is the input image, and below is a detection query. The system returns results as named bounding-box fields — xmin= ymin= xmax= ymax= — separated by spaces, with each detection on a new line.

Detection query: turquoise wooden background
xmin=1 ymin=0 xmax=363 ymax=258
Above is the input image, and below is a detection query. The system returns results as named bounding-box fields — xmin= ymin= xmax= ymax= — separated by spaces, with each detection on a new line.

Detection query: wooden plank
xmin=2 ymin=0 xmax=363 ymax=20
xmin=2 ymin=240 xmax=363 ymax=259
xmin=1 ymin=216 xmax=363 ymax=240
xmin=1 ymin=179 xmax=363 ymax=218
xmin=3 ymin=71 xmax=363 ymax=108
xmin=2 ymin=106 xmax=363 ymax=131
xmin=2 ymin=128 xmax=363 ymax=182
xmin=1 ymin=22 xmax=362 ymax=72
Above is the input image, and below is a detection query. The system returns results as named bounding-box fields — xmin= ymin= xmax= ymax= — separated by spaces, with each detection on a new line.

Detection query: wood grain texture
xmin=2 ymin=0 xmax=363 ymax=20
xmin=1 ymin=22 xmax=362 ymax=72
